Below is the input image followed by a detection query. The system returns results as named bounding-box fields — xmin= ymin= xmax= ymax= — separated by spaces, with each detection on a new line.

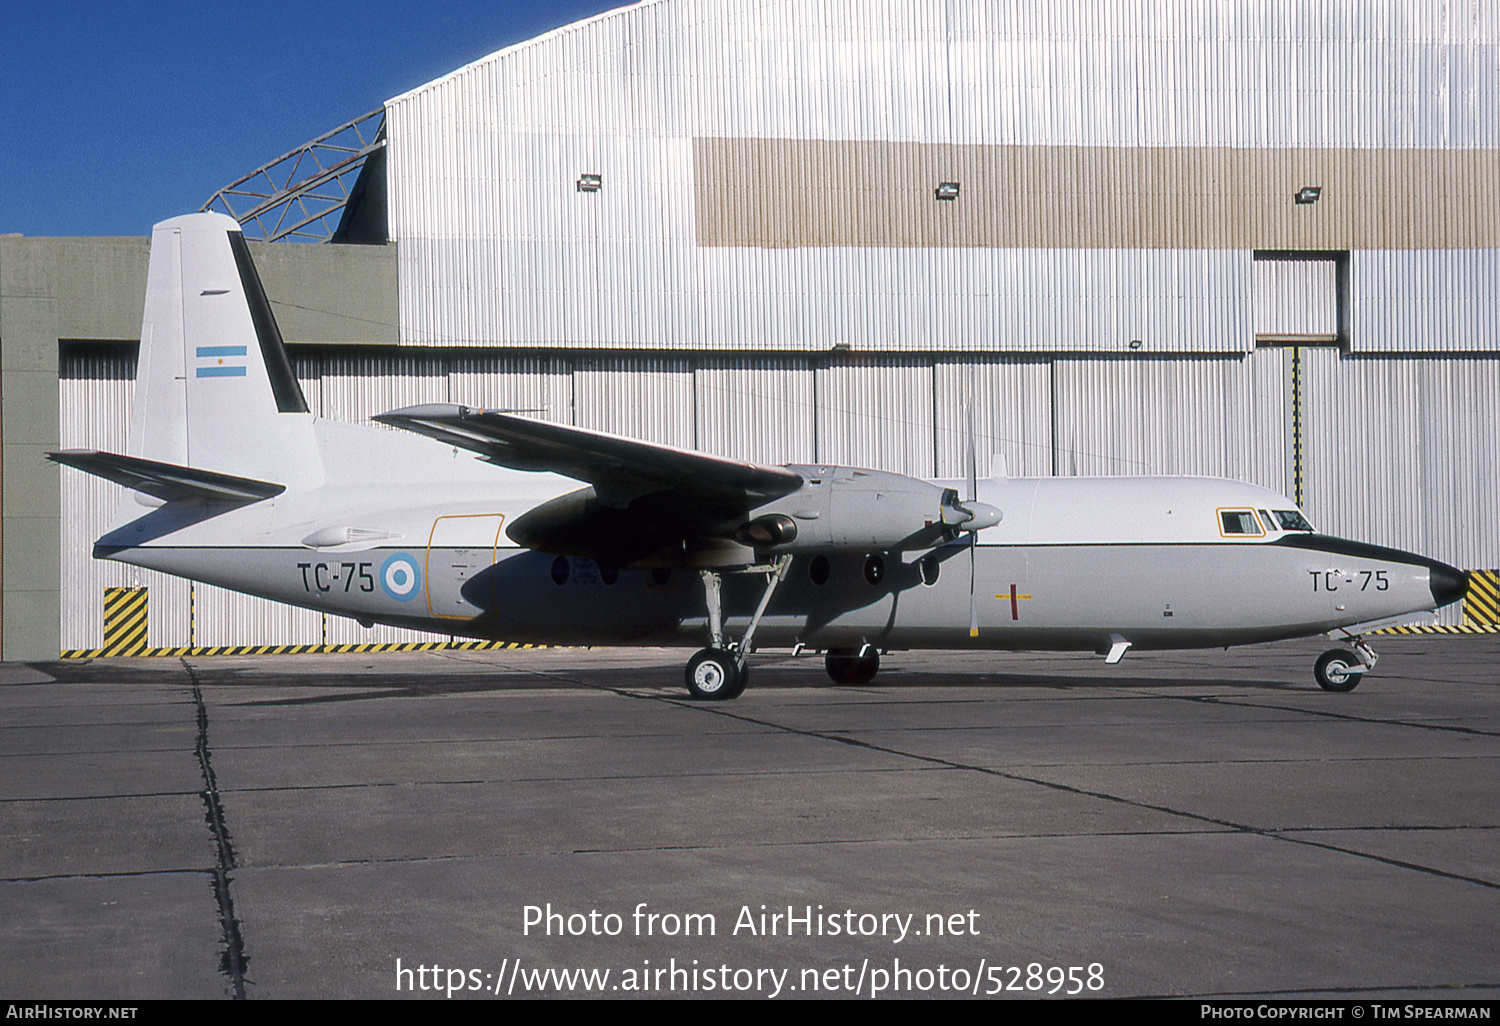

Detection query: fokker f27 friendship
xmin=52 ymin=214 xmax=1469 ymax=698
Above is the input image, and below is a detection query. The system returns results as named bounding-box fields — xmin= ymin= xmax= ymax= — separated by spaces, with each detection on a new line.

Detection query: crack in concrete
xmin=181 ymin=657 xmax=250 ymax=999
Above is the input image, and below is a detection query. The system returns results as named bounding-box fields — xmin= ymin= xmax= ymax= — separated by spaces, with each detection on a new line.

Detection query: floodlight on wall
xmin=935 ymin=181 xmax=961 ymax=201
xmin=1294 ymin=186 xmax=1322 ymax=205
xmin=577 ymin=173 xmax=602 ymax=193
xmin=1129 ymin=339 xmax=1144 ymax=350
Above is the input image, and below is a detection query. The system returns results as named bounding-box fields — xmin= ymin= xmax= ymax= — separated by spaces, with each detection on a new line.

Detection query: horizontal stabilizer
xmin=374 ymin=404 xmax=803 ymax=507
xmin=48 ymin=449 xmax=285 ymax=503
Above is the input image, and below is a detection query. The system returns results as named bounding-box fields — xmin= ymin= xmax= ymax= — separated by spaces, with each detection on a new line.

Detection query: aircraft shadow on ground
xmin=230 ymin=668 xmax=1308 ymax=704
xmin=27 ymin=659 xmax=1306 ymax=704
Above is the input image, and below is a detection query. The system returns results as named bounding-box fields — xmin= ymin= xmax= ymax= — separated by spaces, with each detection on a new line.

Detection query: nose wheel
xmin=1315 ymin=636 xmax=1377 ymax=693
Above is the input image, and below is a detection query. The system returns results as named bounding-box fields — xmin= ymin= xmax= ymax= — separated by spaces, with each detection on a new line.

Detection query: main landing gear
xmin=684 ymin=555 xmax=791 ymax=700
xmin=825 ymin=645 xmax=880 ymax=685
xmin=1315 ymin=635 xmax=1378 ymax=693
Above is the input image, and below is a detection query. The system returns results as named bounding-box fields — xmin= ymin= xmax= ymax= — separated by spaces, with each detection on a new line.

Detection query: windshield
xmin=1273 ymin=509 xmax=1314 ymax=532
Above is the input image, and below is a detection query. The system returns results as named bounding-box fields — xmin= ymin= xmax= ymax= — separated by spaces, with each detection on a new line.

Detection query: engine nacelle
xmin=744 ymin=466 xmax=997 ymax=553
xmin=507 ymin=466 xmax=1000 ymax=567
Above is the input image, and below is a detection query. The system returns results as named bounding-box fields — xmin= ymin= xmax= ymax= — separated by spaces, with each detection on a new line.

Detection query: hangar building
xmin=2 ymin=0 xmax=1497 ymax=659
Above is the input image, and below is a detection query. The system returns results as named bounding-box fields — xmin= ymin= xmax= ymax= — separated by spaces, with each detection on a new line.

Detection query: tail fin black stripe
xmin=226 ymin=231 xmax=310 ymax=414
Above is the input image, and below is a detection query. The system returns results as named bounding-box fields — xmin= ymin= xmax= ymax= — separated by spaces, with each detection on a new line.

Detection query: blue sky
xmin=1 ymin=0 xmax=629 ymax=238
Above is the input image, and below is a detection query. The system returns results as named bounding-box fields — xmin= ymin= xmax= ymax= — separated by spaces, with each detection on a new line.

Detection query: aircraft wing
xmin=374 ymin=404 xmax=804 ymax=507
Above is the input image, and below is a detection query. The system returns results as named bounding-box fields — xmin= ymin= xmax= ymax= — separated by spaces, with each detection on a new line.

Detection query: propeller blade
xmin=965 ymin=397 xmax=979 ymax=636
xmin=969 ymin=531 xmax=979 ymax=637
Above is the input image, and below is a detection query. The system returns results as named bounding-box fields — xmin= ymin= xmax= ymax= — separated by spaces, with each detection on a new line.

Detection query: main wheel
xmin=1315 ymin=648 xmax=1365 ymax=693
xmin=825 ymin=647 xmax=879 ymax=685
xmin=686 ymin=648 xmax=742 ymax=700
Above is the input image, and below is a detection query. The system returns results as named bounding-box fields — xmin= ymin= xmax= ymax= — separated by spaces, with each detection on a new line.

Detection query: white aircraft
xmin=52 ymin=214 xmax=1469 ymax=698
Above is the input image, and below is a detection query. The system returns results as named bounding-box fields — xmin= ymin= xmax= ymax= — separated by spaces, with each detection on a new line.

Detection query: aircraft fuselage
xmin=102 ymin=458 xmax=1461 ymax=658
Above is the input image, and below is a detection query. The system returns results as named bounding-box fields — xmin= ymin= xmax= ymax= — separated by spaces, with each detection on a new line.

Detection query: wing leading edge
xmin=375 ymin=405 xmax=806 ymax=564
xmin=374 ymin=404 xmax=804 ymax=507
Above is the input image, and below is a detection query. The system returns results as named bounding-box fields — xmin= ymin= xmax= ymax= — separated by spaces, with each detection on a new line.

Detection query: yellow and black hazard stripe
xmin=61 ymin=639 xmax=547 ymax=659
xmin=1376 ymin=623 xmax=1499 ymax=635
xmin=100 ymin=587 xmax=150 ymax=656
xmin=1291 ymin=347 xmax=1304 ymax=508
xmin=1464 ymin=570 xmax=1500 ymax=629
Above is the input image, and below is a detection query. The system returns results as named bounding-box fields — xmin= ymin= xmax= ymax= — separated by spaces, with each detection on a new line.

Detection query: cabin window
xmin=1219 ymin=510 xmax=1263 ymax=536
xmin=1259 ymin=509 xmax=1275 ymax=531
xmin=808 ymin=554 xmax=831 ymax=586
xmin=1273 ymin=509 xmax=1315 ymax=532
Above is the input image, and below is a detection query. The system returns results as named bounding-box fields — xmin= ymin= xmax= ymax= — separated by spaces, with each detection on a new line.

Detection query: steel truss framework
xmin=202 ymin=109 xmax=385 ymax=242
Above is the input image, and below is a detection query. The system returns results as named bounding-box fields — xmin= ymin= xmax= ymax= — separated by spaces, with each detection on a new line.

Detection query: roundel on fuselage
xmin=380 ymin=553 xmax=422 ymax=601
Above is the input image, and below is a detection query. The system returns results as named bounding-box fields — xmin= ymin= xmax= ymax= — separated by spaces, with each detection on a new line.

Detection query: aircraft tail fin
xmin=128 ymin=213 xmax=319 ymax=487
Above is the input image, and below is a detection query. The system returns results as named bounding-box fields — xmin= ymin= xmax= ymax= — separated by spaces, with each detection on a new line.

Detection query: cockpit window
xmin=1273 ymin=509 xmax=1314 ymax=532
xmin=1220 ymin=510 xmax=1263 ymax=536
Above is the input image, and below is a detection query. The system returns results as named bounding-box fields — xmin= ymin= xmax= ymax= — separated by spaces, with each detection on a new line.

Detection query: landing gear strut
xmin=684 ymin=555 xmax=791 ymax=700
xmin=1315 ymin=635 xmax=1378 ymax=693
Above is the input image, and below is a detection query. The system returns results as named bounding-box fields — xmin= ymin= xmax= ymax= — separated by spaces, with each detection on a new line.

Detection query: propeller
xmin=942 ymin=399 xmax=1003 ymax=637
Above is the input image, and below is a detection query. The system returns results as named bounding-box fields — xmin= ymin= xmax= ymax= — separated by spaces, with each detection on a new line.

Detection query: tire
xmin=1315 ymin=648 xmax=1364 ymax=693
xmin=686 ymin=648 xmax=741 ymax=700
xmin=825 ymin=647 xmax=879 ymax=685
xmin=725 ymin=663 xmax=749 ymax=699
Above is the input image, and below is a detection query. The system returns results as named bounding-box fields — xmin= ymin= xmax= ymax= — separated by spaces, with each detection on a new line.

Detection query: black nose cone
xmin=1430 ymin=562 xmax=1470 ymax=608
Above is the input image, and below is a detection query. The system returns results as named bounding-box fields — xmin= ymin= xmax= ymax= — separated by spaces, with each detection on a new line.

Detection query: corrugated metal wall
xmin=1300 ymin=352 xmax=1500 ymax=571
xmin=61 ymin=345 xmax=1498 ymax=649
xmin=1350 ymin=251 xmax=1500 ymax=353
xmin=1050 ymin=352 xmax=1290 ymax=488
xmin=816 ymin=358 xmax=937 ymax=477
xmin=386 ymin=0 xmax=1500 ymax=353
xmin=932 ymin=357 xmax=1052 ymax=479
xmin=575 ymin=357 xmax=696 ymax=445
xmin=694 ymin=358 xmax=816 ymax=465
xmin=59 ymin=353 xmax=190 ymax=651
